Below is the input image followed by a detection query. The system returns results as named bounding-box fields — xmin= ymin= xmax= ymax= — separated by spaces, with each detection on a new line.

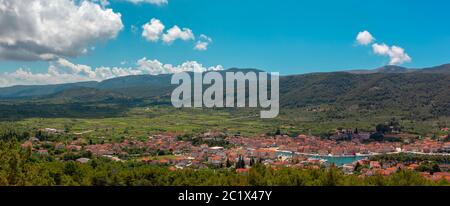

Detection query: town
xmin=20 ymin=127 xmax=450 ymax=182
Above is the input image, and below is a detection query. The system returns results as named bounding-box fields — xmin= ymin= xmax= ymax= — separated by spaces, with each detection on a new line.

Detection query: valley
xmin=1 ymin=65 xmax=450 ymax=185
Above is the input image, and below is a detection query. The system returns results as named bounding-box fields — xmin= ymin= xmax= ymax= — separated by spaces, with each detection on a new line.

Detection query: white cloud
xmin=162 ymin=26 xmax=195 ymax=44
xmin=356 ymin=30 xmax=375 ymax=45
xmin=137 ymin=57 xmax=223 ymax=75
xmin=126 ymin=0 xmax=168 ymax=6
xmin=142 ymin=18 xmax=165 ymax=42
xmin=0 ymin=58 xmax=223 ymax=87
xmin=372 ymin=43 xmax=390 ymax=55
xmin=356 ymin=31 xmax=412 ymax=65
xmin=0 ymin=0 xmax=123 ymax=61
xmin=388 ymin=46 xmax=412 ymax=65
xmin=91 ymin=0 xmax=110 ymax=7
xmin=194 ymin=34 xmax=213 ymax=51
xmin=372 ymin=43 xmax=412 ymax=65
xmin=141 ymin=19 xmax=209 ymax=48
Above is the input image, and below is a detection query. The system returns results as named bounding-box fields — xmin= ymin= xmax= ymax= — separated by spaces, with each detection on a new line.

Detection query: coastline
xmin=277 ymin=150 xmax=450 ymax=158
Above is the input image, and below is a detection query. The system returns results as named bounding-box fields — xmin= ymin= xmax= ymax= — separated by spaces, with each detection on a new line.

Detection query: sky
xmin=1 ymin=0 xmax=450 ymax=87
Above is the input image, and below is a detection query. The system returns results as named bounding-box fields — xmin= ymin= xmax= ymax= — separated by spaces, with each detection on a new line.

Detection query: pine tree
xmin=249 ymin=157 xmax=255 ymax=167
xmin=225 ymin=158 xmax=231 ymax=168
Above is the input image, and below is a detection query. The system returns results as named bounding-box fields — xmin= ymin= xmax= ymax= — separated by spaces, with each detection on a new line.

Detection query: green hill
xmin=1 ymin=65 xmax=450 ymax=121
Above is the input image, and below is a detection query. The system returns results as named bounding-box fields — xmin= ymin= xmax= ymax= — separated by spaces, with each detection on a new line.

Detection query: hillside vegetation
xmin=1 ymin=64 xmax=450 ymax=135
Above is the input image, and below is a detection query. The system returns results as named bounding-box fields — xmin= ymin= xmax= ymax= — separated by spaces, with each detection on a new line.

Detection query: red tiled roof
xmin=236 ymin=168 xmax=249 ymax=173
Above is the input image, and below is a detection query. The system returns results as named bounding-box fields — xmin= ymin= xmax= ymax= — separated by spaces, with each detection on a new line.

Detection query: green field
xmin=1 ymin=106 xmax=448 ymax=144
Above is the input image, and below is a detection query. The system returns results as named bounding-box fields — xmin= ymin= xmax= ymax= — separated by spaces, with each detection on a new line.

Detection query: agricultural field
xmin=2 ymin=105 xmax=449 ymax=143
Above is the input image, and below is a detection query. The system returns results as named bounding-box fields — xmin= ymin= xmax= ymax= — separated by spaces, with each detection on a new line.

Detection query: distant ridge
xmin=2 ymin=65 xmax=450 ymax=119
xmin=0 ymin=68 xmax=264 ymax=99
xmin=0 ymin=81 xmax=98 ymax=99
xmin=345 ymin=63 xmax=450 ymax=74
xmin=419 ymin=63 xmax=450 ymax=74
xmin=346 ymin=65 xmax=414 ymax=74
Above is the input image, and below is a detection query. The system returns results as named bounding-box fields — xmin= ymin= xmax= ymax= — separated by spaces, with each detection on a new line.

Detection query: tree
xmin=225 ymin=158 xmax=231 ymax=168
xmin=235 ymin=156 xmax=246 ymax=169
xmin=370 ymin=132 xmax=384 ymax=142
xmin=275 ymin=128 xmax=281 ymax=136
xmin=431 ymin=164 xmax=441 ymax=174
xmin=248 ymin=163 xmax=268 ymax=186
xmin=63 ymin=161 xmax=78 ymax=176
xmin=320 ymin=165 xmax=341 ymax=186
xmin=376 ymin=124 xmax=390 ymax=134
xmin=249 ymin=157 xmax=255 ymax=167
xmin=64 ymin=126 xmax=70 ymax=133
xmin=354 ymin=162 xmax=362 ymax=173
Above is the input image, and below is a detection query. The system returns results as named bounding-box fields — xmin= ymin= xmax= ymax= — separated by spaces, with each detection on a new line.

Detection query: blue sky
xmin=1 ymin=0 xmax=450 ymax=85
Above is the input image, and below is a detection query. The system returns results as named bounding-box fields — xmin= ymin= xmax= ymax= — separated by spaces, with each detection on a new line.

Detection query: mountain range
xmin=1 ymin=63 xmax=450 ymax=119
xmin=346 ymin=64 xmax=450 ymax=74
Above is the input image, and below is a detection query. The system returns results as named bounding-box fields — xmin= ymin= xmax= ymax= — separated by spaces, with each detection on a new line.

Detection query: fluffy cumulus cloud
xmin=356 ymin=30 xmax=411 ymax=65
xmin=371 ymin=43 xmax=390 ymax=55
xmin=372 ymin=43 xmax=412 ymax=65
xmin=356 ymin=30 xmax=375 ymax=45
xmin=91 ymin=0 xmax=110 ymax=7
xmin=0 ymin=0 xmax=124 ymax=61
xmin=140 ymin=18 xmax=197 ymax=45
xmin=142 ymin=18 xmax=165 ymax=42
xmin=194 ymin=34 xmax=213 ymax=51
xmin=0 ymin=58 xmax=223 ymax=87
xmin=140 ymin=18 xmax=212 ymax=50
xmin=137 ymin=57 xmax=223 ymax=75
xmin=126 ymin=0 xmax=168 ymax=6
xmin=162 ymin=26 xmax=195 ymax=44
